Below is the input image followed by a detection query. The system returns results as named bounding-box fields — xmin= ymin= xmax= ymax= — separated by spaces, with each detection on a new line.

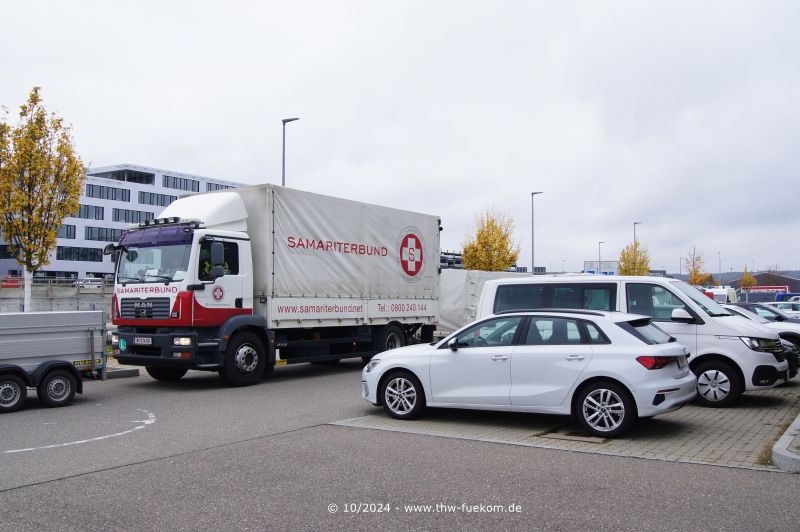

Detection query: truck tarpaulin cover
xmin=272 ymin=187 xmax=439 ymax=300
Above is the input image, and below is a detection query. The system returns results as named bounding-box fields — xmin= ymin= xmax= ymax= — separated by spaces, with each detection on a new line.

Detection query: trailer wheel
xmin=219 ymin=332 xmax=266 ymax=387
xmin=37 ymin=369 xmax=77 ymax=408
xmin=0 ymin=374 xmax=27 ymax=413
xmin=145 ymin=367 xmax=189 ymax=382
xmin=376 ymin=324 xmax=407 ymax=352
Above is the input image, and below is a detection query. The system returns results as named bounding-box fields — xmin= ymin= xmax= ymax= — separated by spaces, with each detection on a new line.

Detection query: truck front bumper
xmin=115 ymin=330 xmax=223 ymax=369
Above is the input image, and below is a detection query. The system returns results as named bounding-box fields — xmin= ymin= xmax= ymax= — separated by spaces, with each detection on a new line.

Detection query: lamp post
xmin=281 ymin=117 xmax=300 ymax=187
xmin=633 ymin=221 xmax=642 ymax=243
xmin=531 ymin=192 xmax=543 ymax=275
xmin=598 ymin=241 xmax=604 ymax=275
xmin=718 ymin=251 xmax=721 ymax=287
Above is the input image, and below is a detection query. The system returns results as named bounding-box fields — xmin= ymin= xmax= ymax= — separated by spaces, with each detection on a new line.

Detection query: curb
xmin=106 ymin=367 xmax=140 ymax=379
xmin=772 ymin=412 xmax=800 ymax=473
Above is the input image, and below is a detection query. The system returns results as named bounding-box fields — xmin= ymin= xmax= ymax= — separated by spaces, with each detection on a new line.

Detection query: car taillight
xmin=636 ymin=356 xmax=677 ymax=370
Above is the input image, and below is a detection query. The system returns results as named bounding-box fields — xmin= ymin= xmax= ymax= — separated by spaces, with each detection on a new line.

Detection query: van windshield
xmin=672 ymin=281 xmax=731 ymax=317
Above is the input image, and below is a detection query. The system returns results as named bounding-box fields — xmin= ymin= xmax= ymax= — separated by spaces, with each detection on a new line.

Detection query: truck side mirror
xmin=210 ymin=241 xmax=225 ymax=267
xmin=671 ymin=308 xmax=694 ymax=323
xmin=209 ymin=265 xmax=225 ymax=280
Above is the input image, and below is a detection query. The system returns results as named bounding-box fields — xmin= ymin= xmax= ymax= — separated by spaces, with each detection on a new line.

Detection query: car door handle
xmin=565 ymin=355 xmax=585 ymax=361
xmin=490 ymin=354 xmax=509 ymax=361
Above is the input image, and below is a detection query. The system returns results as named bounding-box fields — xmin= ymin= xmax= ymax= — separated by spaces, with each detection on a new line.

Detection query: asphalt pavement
xmin=1 ymin=360 xmax=799 ymax=530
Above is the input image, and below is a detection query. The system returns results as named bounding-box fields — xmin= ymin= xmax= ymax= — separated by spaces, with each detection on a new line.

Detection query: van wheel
xmin=146 ymin=367 xmax=188 ymax=382
xmin=694 ymin=361 xmax=742 ymax=407
xmin=219 ymin=332 xmax=266 ymax=387
xmin=0 ymin=374 xmax=27 ymax=413
xmin=376 ymin=324 xmax=406 ymax=352
xmin=576 ymin=381 xmax=635 ymax=437
xmin=37 ymin=370 xmax=77 ymax=408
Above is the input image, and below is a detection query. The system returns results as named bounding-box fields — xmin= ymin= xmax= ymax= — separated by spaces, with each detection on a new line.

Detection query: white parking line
xmin=3 ymin=409 xmax=156 ymax=454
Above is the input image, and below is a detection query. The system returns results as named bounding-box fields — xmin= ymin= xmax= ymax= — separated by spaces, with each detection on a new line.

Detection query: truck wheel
xmin=0 ymin=374 xmax=27 ymax=413
xmin=694 ymin=361 xmax=742 ymax=407
xmin=376 ymin=324 xmax=406 ymax=352
xmin=219 ymin=332 xmax=266 ymax=387
xmin=145 ymin=367 xmax=189 ymax=382
xmin=37 ymin=369 xmax=77 ymax=408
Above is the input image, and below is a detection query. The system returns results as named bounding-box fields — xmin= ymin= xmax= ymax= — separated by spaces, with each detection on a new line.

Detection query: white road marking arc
xmin=3 ymin=409 xmax=156 ymax=454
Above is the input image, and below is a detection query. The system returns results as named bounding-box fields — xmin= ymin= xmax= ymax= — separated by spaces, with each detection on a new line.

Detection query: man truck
xmin=107 ymin=185 xmax=440 ymax=386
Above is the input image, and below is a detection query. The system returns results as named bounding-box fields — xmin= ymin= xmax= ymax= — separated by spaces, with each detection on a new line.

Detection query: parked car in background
xmin=362 ymin=310 xmax=696 ymax=438
xmin=762 ymin=301 xmax=800 ymax=318
xmin=1 ymin=276 xmax=22 ymax=288
xmin=71 ymin=278 xmax=104 ymax=289
xmin=723 ymin=304 xmax=799 ymax=379
xmin=730 ymin=302 xmax=800 ymax=324
xmin=476 ymin=276 xmax=790 ymax=407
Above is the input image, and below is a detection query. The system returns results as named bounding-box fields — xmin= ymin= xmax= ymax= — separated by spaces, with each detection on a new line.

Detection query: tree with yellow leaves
xmin=0 ymin=87 xmax=86 ymax=311
xmin=462 ymin=208 xmax=520 ymax=271
xmin=738 ymin=266 xmax=756 ymax=301
xmin=618 ymin=240 xmax=650 ymax=275
xmin=684 ymin=245 xmax=705 ymax=285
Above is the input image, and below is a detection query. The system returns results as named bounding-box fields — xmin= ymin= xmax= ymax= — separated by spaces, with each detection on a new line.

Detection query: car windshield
xmin=758 ymin=304 xmax=792 ymax=319
xmin=726 ymin=306 xmax=769 ymax=324
xmin=116 ymin=244 xmax=191 ymax=284
xmin=671 ymin=280 xmax=731 ymax=317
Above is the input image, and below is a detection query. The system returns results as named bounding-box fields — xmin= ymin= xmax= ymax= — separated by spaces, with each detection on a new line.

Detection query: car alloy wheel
xmin=384 ymin=376 xmax=417 ymax=415
xmin=582 ymin=388 xmax=626 ymax=433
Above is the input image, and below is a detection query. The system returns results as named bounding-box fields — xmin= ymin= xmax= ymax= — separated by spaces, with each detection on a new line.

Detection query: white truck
xmin=107 ymin=185 xmax=440 ymax=386
xmin=0 ymin=310 xmax=106 ymax=413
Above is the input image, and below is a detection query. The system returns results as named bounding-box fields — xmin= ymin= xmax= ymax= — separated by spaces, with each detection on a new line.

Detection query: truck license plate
xmin=134 ymin=337 xmax=152 ymax=346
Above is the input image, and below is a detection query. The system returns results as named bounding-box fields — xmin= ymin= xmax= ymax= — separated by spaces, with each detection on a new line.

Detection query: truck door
xmin=194 ymin=239 xmax=244 ymax=326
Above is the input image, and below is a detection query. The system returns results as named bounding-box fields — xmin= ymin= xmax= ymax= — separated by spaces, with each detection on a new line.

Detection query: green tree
xmin=0 ymin=87 xmax=86 ymax=311
xmin=618 ymin=240 xmax=650 ymax=275
xmin=462 ymin=208 xmax=520 ymax=271
xmin=684 ymin=245 xmax=704 ymax=285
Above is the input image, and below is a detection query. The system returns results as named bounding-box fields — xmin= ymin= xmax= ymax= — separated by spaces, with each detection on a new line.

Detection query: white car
xmin=723 ymin=304 xmax=799 ymax=379
xmin=762 ymin=301 xmax=800 ymax=318
xmin=362 ymin=310 xmax=697 ymax=438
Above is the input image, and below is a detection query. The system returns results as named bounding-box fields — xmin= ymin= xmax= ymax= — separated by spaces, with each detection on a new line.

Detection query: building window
xmin=138 ymin=191 xmax=177 ymax=207
xmin=86 ymin=183 xmax=130 ymax=202
xmin=207 ymin=182 xmax=233 ymax=191
xmin=112 ymin=208 xmax=154 ymax=223
xmin=85 ymin=227 xmax=125 ymax=242
xmin=163 ymin=175 xmax=199 ymax=192
xmin=56 ymin=246 xmax=103 ymax=262
xmin=75 ymin=204 xmax=105 ymax=220
xmin=57 ymin=224 xmax=76 ymax=239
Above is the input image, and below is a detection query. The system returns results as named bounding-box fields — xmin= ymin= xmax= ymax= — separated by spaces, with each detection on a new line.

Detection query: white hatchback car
xmin=362 ymin=310 xmax=697 ymax=437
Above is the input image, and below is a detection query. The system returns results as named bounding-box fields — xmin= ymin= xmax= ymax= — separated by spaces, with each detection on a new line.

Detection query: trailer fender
xmin=32 ymin=362 xmax=84 ymax=395
xmin=218 ymin=315 xmax=268 ymax=352
xmin=0 ymin=365 xmax=34 ymax=387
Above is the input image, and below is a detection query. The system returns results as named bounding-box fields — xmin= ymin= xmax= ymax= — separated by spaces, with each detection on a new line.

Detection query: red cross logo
xmin=399 ymin=233 xmax=423 ymax=277
xmin=212 ymin=286 xmax=225 ymax=302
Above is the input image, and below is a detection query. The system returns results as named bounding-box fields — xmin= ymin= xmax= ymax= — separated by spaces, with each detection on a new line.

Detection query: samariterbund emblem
xmin=212 ymin=285 xmax=225 ymax=302
xmin=397 ymin=226 xmax=425 ymax=281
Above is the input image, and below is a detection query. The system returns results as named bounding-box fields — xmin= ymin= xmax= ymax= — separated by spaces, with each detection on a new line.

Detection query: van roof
xmin=484 ymin=275 xmax=681 ymax=285
xmin=491 ymin=308 xmax=652 ymax=323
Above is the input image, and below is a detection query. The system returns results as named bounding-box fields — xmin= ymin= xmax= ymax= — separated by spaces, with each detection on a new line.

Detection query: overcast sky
xmin=2 ymin=1 xmax=798 ymax=277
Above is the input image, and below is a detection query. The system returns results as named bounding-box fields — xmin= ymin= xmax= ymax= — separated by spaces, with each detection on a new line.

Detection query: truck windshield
xmin=116 ymin=226 xmax=193 ymax=284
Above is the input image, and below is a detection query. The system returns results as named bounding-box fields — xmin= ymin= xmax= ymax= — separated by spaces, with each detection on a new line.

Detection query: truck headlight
xmin=365 ymin=359 xmax=381 ymax=373
xmin=111 ymin=334 xmax=118 ymax=346
xmin=173 ymin=337 xmax=192 ymax=346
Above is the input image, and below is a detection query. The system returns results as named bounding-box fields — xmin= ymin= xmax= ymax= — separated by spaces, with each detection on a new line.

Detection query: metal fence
xmin=0 ymin=280 xmax=113 ymax=318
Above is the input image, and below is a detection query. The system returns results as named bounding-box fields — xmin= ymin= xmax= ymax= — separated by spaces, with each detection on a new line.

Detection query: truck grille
xmin=120 ymin=298 xmax=171 ymax=320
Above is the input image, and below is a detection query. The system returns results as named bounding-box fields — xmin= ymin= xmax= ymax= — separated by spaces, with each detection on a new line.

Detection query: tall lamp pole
xmin=633 ymin=221 xmax=642 ymax=243
xmin=598 ymin=241 xmax=604 ymax=275
xmin=281 ymin=117 xmax=300 ymax=187
xmin=531 ymin=192 xmax=543 ymax=275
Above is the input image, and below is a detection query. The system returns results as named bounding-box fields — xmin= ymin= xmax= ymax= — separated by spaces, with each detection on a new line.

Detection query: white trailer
xmin=107 ymin=185 xmax=440 ymax=386
xmin=0 ymin=310 xmax=106 ymax=413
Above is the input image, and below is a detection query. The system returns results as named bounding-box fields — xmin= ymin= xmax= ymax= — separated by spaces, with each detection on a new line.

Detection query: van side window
xmin=493 ymin=283 xmax=616 ymax=313
xmin=626 ymin=283 xmax=689 ymax=321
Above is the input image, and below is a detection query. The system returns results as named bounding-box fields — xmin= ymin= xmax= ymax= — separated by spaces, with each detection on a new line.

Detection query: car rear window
xmin=617 ymin=319 xmax=674 ymax=345
xmin=493 ymin=283 xmax=617 ymax=313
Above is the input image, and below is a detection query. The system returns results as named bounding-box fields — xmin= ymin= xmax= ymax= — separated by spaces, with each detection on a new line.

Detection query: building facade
xmin=0 ymin=164 xmax=242 ymax=280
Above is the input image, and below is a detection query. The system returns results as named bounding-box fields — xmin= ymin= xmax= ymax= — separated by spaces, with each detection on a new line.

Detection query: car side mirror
xmin=448 ymin=338 xmax=458 ymax=351
xmin=671 ymin=308 xmax=694 ymax=323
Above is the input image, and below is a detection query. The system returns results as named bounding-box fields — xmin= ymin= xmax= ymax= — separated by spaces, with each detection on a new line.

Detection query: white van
xmin=477 ymin=275 xmax=790 ymax=407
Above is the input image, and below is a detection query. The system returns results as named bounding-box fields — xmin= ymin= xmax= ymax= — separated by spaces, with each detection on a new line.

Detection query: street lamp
xmin=718 ymin=251 xmax=721 ymax=287
xmin=633 ymin=221 xmax=642 ymax=243
xmin=598 ymin=241 xmax=604 ymax=275
xmin=531 ymin=192 xmax=543 ymax=275
xmin=281 ymin=117 xmax=300 ymax=187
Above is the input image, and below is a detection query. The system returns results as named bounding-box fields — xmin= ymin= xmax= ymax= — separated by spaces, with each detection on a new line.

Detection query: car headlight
xmin=173 ymin=337 xmax=192 ymax=346
xmin=738 ymin=337 xmax=770 ymax=352
xmin=365 ymin=359 xmax=381 ymax=373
